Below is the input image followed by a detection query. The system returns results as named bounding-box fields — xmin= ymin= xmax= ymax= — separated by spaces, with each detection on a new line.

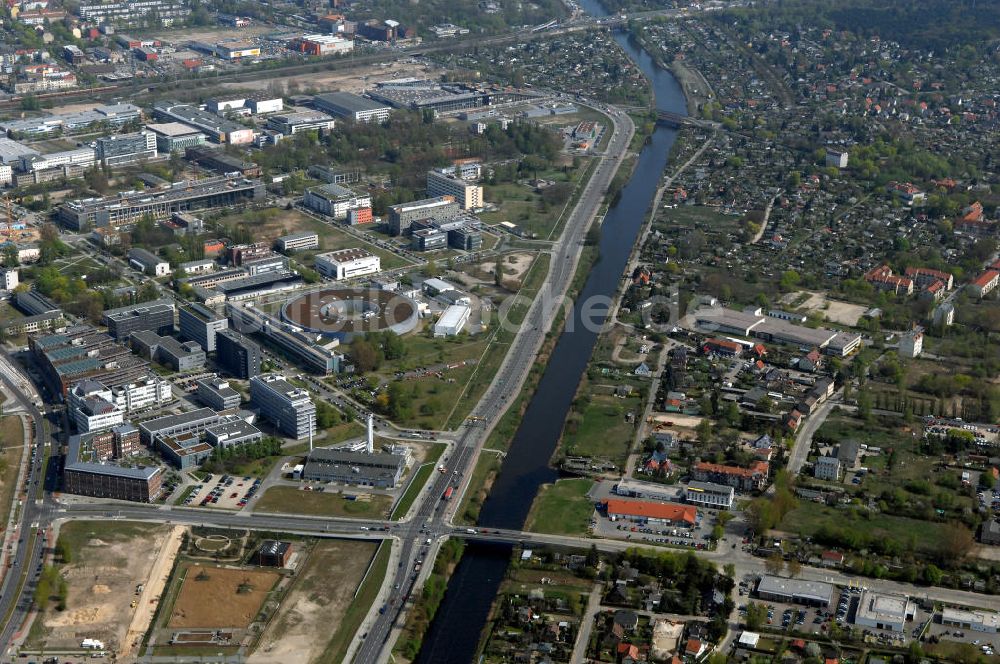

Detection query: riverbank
xmin=629 ymin=28 xmax=710 ymax=117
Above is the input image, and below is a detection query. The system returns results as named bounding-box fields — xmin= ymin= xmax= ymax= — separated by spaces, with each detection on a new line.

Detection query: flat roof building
xmin=266 ymin=111 xmax=336 ymax=136
xmin=152 ymin=101 xmax=255 ymax=144
xmin=388 ymin=195 xmax=459 ymax=236
xmin=129 ymin=330 xmax=206 ymax=372
xmin=853 ymin=591 xmax=914 ymax=632
xmin=250 ymin=373 xmax=316 ymax=440
xmin=204 ymin=419 xmax=261 ymax=449
xmin=102 ymin=299 xmax=175 ymax=341
xmin=178 ymin=303 xmax=228 ymax=352
xmin=682 ymin=481 xmax=735 ymax=510
xmin=138 ymin=407 xmax=221 ymax=446
xmin=216 ymin=328 xmax=261 ymax=379
xmin=434 ymin=304 xmax=470 ymax=337
xmin=313 ymin=92 xmax=391 ymax=123
xmin=275 ymin=231 xmax=319 ymax=252
xmin=146 ymin=122 xmax=207 ymax=153
xmin=756 ymin=576 xmax=834 ymax=607
xmin=315 ymin=248 xmax=381 ymax=280
xmin=303 ymin=183 xmax=372 ymax=220
xmin=426 ymin=169 xmax=483 ymax=210
xmin=127 ymin=248 xmax=170 ymax=277
xmin=196 ymin=377 xmax=241 ymax=411
xmin=302 ymin=447 xmax=405 ymax=488
xmin=941 ymin=607 xmax=1000 ymax=633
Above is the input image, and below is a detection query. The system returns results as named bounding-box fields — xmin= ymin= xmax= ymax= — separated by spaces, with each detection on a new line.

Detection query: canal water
xmin=414 ymin=7 xmax=688 ymax=662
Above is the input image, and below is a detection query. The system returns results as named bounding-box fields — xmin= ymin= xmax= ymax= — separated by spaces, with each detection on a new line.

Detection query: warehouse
xmin=314 ymin=248 xmax=381 ymax=280
xmin=602 ymin=498 xmax=696 ymax=527
xmin=941 ymin=607 xmax=1000 ymax=633
xmin=434 ymin=304 xmax=471 ymax=337
xmin=756 ymin=576 xmax=834 ymax=608
xmin=853 ymin=591 xmax=914 ymax=632
xmin=313 ymin=92 xmax=391 ymax=123
xmin=301 ymin=447 xmax=406 ymax=488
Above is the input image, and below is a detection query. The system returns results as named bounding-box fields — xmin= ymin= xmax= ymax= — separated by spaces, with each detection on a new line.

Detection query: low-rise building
xmin=970 ymin=270 xmax=999 ymax=299
xmin=266 ymin=111 xmax=336 ymax=136
xmin=276 ymin=231 xmax=319 ymax=252
xmin=602 ymin=498 xmax=697 ymax=527
xmin=313 ymin=92 xmax=391 ymax=123
xmin=146 ymin=122 xmax=207 ymax=153
xmin=941 ymin=607 xmax=1000 ymax=633
xmin=853 ymin=591 xmax=914 ymax=632
xmin=196 ymin=377 xmax=241 ymax=411
xmin=127 ymin=248 xmax=170 ymax=276
xmin=301 ymin=447 xmax=406 ymax=488
xmin=314 ymin=248 xmax=381 ymax=280
xmin=256 ymin=540 xmax=292 ymax=567
xmin=138 ymin=407 xmax=221 ymax=446
xmin=682 ymin=481 xmax=734 ymax=509
xmin=814 ymin=455 xmax=841 ymax=481
xmin=204 ymin=419 xmax=261 ymax=449
xmin=756 ymin=576 xmax=834 ymax=608
xmin=130 ymin=330 xmax=206 ymax=372
xmin=102 ymin=299 xmax=175 ymax=340
xmin=692 ymin=460 xmax=769 ymax=492
xmin=303 ymin=183 xmax=372 ymax=219
xmin=434 ymin=304 xmax=470 ymax=337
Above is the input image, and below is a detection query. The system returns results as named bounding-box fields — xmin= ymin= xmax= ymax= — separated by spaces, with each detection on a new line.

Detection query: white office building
xmin=426 ymin=169 xmax=483 ymax=210
xmin=683 ymin=481 xmax=735 ymax=509
xmin=303 ymin=183 xmax=372 ymax=220
xmin=250 ymin=374 xmax=316 ymax=440
xmin=1 ymin=268 xmax=18 ymax=290
xmin=314 ymin=248 xmax=381 ymax=280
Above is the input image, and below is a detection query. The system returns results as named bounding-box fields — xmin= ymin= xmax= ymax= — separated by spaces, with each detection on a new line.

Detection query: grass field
xmin=0 ymin=417 xmax=23 ymax=546
xmin=168 ymin=564 xmax=280 ymax=628
xmin=457 ymin=453 xmax=502 ymax=526
xmin=779 ymin=500 xmax=955 ymax=556
xmin=254 ymin=486 xmax=393 ymax=519
xmin=391 ymin=443 xmax=446 ymax=520
xmin=319 ymin=541 xmax=391 ymax=664
xmin=525 ymin=478 xmax=595 ymax=536
xmin=560 ymin=393 xmax=641 ymax=463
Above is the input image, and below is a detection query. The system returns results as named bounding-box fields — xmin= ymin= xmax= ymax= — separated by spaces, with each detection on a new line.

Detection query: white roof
xmin=437 ymin=304 xmax=470 ymax=328
xmin=738 ymin=632 xmax=759 ymax=647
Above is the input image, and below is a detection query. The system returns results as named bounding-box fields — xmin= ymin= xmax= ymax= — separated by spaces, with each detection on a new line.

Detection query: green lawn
xmin=457 ymin=453 xmax=502 ymax=526
xmin=391 ymin=443 xmax=446 ymax=520
xmin=560 ymin=393 xmax=640 ymax=463
xmin=525 ymin=478 xmax=595 ymax=535
xmin=319 ymin=540 xmax=391 ymax=664
xmin=57 ymin=520 xmax=162 ymax=559
xmin=254 ymin=486 xmax=393 ymax=519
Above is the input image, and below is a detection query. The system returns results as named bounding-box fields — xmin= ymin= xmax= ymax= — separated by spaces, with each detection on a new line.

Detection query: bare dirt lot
xmin=250 ymin=540 xmax=377 ymax=664
xmin=220 ymin=61 xmax=446 ymax=94
xmin=780 ymin=290 xmax=867 ymax=327
xmin=168 ymin=564 xmax=280 ymax=628
xmin=32 ymin=522 xmax=171 ymax=652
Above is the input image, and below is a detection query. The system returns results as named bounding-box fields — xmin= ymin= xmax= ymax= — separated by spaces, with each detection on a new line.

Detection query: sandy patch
xmin=779 ymin=290 xmax=867 ymax=327
xmin=169 ymin=565 xmax=280 ymax=629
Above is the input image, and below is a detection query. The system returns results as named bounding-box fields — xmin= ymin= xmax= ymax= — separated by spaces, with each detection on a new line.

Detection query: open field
xmin=525 ymin=478 xmax=595 ymax=535
xmin=254 ymin=486 xmax=393 ymax=518
xmin=0 ymin=416 xmax=24 ymax=549
xmin=560 ymin=393 xmax=641 ymax=463
xmin=168 ymin=564 xmax=280 ymax=628
xmin=251 ymin=540 xmax=377 ymax=664
xmin=780 ymin=290 xmax=867 ymax=326
xmin=29 ymin=521 xmax=171 ymax=652
xmin=319 ymin=541 xmax=391 ymax=664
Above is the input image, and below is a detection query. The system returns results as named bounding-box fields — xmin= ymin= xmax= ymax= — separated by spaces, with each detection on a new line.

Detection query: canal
xmin=414 ymin=7 xmax=688 ymax=662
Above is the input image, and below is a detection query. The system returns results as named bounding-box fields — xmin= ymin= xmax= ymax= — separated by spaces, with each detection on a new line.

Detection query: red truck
xmin=442 ymin=486 xmax=454 ymax=501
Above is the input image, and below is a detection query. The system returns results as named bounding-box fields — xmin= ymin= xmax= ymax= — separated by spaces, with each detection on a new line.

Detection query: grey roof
xmin=686 ymin=481 xmax=735 ymax=495
xmin=65 ymin=432 xmax=160 ymax=480
xmin=278 ymin=231 xmax=319 ymax=241
xmin=103 ymin=298 xmax=175 ymax=320
xmin=314 ymin=92 xmax=389 ymax=114
xmin=128 ymin=247 xmax=168 ymax=268
xmin=205 ymin=419 xmax=259 ymax=439
xmin=139 ymin=407 xmax=219 ymax=433
xmin=756 ymin=576 xmax=834 ymax=604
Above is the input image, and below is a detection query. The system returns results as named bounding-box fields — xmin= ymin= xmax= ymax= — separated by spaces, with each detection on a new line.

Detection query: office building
xmin=95 ymin=131 xmax=157 ymax=167
xmin=250 ymin=374 xmax=316 ymax=440
xmin=184 ymin=145 xmax=261 ymax=178
xmin=302 ymin=447 xmax=406 ymax=488
xmin=682 ymin=481 xmax=735 ymax=510
xmin=196 ymin=377 xmax=241 ymax=411
xmin=256 ymin=540 xmax=292 ymax=567
xmin=138 ymin=407 xmax=221 ymax=446
xmin=411 ymin=228 xmax=447 ymax=251
xmin=215 ymin=329 xmax=261 ymax=379
xmin=152 ymin=101 xmax=255 ymax=145
xmin=426 ymin=169 xmax=483 ymax=210
xmin=275 ymin=231 xmax=319 ymax=252
xmin=110 ymin=376 xmax=173 ymax=412
xmin=388 ymin=196 xmax=459 ymax=236
xmin=158 ymin=432 xmax=213 ymax=468
xmin=178 ymin=304 xmax=228 ymax=352
xmin=0 ymin=311 xmax=65 ymax=337
xmin=228 ymin=304 xmax=341 ymax=374
xmin=67 ymin=380 xmax=124 ymax=433
xmin=266 ymin=111 xmax=336 ymax=136
xmin=59 ymin=175 xmax=264 ymax=231
xmin=127 ymin=248 xmax=170 ymax=276
xmin=313 ymin=92 xmax=391 ymax=123
xmin=448 ymin=225 xmax=482 ymax=251
xmin=30 ymin=325 xmax=152 ymax=397
xmin=243 ymin=254 xmax=287 ymax=276
xmin=756 ymin=576 xmax=834 ymax=607
xmin=303 ymin=183 xmax=372 ymax=219
xmin=78 ymin=0 xmax=189 ymax=26
xmin=314 ymin=248 xmax=381 ymax=280
xmin=102 ymin=299 xmax=175 ymax=341
xmin=130 ymin=330 xmax=206 ymax=372
xmin=63 ymin=457 xmax=163 ymax=502
xmin=205 ymin=419 xmax=262 ymax=449
xmin=146 ymin=122 xmax=207 ymax=153
xmin=0 ymin=269 xmax=19 ymax=291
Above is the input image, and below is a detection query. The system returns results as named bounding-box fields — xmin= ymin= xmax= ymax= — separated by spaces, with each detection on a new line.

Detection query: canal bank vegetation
xmin=395 ymin=538 xmax=466 ymax=661
xmin=524 ymin=477 xmax=596 ymax=535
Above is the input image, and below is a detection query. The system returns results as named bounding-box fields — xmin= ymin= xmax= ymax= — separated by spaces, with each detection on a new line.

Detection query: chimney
xmin=366 ymin=413 xmax=374 ymax=454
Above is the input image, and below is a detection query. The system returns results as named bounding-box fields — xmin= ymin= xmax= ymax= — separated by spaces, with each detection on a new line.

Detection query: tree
xmin=779 ymin=269 xmax=801 ymax=291
xmin=764 ymin=552 xmax=784 ymax=576
xmin=723 ymin=563 xmax=735 ymax=579
xmin=745 ymin=602 xmax=767 ymax=630
xmin=786 ymin=559 xmax=802 ymax=578
xmin=696 ymin=418 xmax=713 ymax=443
xmin=351 ymin=338 xmax=379 ymax=373
xmin=937 ymin=522 xmax=974 ymax=567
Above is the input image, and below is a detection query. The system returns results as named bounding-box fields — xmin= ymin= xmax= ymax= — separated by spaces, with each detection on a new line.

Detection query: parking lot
xmin=180 ymin=474 xmax=261 ymax=510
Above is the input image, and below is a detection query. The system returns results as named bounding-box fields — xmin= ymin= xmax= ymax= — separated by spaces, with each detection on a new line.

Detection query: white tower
xmin=366 ymin=413 xmax=374 ymax=454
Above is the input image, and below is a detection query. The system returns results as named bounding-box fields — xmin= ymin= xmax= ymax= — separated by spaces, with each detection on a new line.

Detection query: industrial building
xmin=129 ymin=330 xmax=206 ymax=372
xmin=756 ymin=576 xmax=834 ymax=607
xmin=313 ymin=92 xmax=391 ymax=123
xmin=434 ymin=305 xmax=471 ymax=337
xmin=152 ymin=101 xmax=255 ymax=144
xmin=127 ymin=248 xmax=171 ymax=276
xmin=102 ymin=299 xmax=175 ymax=340
xmin=314 ymin=248 xmax=381 ymax=280
xmin=178 ymin=303 xmax=228 ymax=352
xmin=289 ymin=34 xmax=355 ymax=56
xmin=941 ymin=607 xmax=1000 ymax=633
xmin=146 ymin=122 xmax=208 ymax=153
xmin=58 ymin=175 xmax=264 ymax=231
xmin=682 ymin=481 xmax=735 ymax=510
xmin=302 ymin=183 xmax=372 ymax=219
xmin=426 ymin=169 xmax=483 ymax=210
xmin=388 ymin=196 xmax=460 ymax=236
xmin=196 ymin=377 xmax=241 ymax=411
xmin=15 ymin=290 xmax=60 ymax=317
xmin=301 ymin=447 xmax=405 ymax=488
xmin=853 ymin=591 xmax=914 ymax=632
xmin=250 ymin=374 xmax=316 ymax=440
xmin=266 ymin=111 xmax=337 ymax=136
xmin=275 ymin=231 xmax=319 ymax=252
xmin=692 ymin=307 xmax=862 ymax=357
xmin=368 ymin=80 xmax=537 ymax=115
xmin=216 ymin=328 xmax=261 ymax=379
xmin=95 ymin=131 xmax=157 ymax=167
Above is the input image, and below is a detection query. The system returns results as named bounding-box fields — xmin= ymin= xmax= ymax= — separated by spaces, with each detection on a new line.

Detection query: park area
xmin=167 ymin=564 xmax=280 ymax=629
xmin=250 ymin=540 xmax=382 ymax=664
xmin=26 ymin=521 xmax=172 ymax=654
xmin=254 ymin=486 xmax=393 ymax=518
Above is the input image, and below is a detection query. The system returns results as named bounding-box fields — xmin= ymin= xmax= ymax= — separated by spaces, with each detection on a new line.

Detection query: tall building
xmin=426 ymin=170 xmax=483 ymax=210
xmin=101 ymin=299 xmax=175 ymax=340
xmin=95 ymin=131 xmax=157 ymax=167
xmin=387 ymin=196 xmax=459 ymax=236
xmin=179 ymin=303 xmax=228 ymax=352
xmin=302 ymin=183 xmax=372 ymax=219
xmin=313 ymin=92 xmax=391 ymax=123
xmin=250 ymin=374 xmax=316 ymax=440
xmin=216 ymin=328 xmax=261 ymax=379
